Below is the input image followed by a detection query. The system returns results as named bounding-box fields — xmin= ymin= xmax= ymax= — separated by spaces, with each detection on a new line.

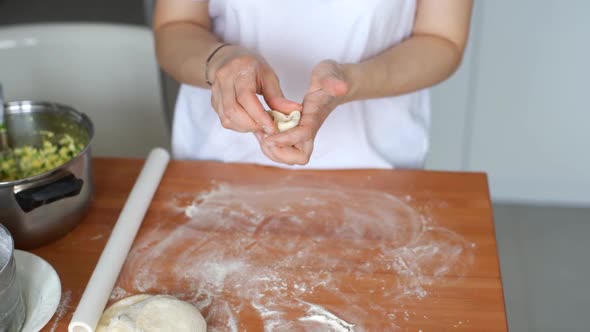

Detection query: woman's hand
xmin=257 ymin=60 xmax=350 ymax=165
xmin=208 ymin=45 xmax=301 ymax=134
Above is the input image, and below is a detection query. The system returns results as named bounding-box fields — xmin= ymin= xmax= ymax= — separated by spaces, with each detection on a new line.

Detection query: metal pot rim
xmin=0 ymin=100 xmax=94 ymax=188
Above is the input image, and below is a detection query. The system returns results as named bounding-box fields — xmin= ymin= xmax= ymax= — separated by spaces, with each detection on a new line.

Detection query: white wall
xmin=427 ymin=0 xmax=590 ymax=206
xmin=426 ymin=1 xmax=483 ymax=171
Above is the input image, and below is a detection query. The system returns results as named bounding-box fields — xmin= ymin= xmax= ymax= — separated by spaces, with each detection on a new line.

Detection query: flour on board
xmin=117 ymin=184 xmax=476 ymax=331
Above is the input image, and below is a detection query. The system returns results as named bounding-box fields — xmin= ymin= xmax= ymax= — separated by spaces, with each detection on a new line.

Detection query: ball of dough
xmin=268 ymin=110 xmax=301 ymax=132
xmin=96 ymin=294 xmax=207 ymax=332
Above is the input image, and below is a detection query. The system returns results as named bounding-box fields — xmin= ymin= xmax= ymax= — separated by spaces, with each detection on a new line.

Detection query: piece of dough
xmin=268 ymin=110 xmax=301 ymax=132
xmin=96 ymin=294 xmax=207 ymax=332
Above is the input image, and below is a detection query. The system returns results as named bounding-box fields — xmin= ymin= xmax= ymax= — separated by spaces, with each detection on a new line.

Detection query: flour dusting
xmin=48 ymin=290 xmax=72 ymax=332
xmin=110 ymin=286 xmax=131 ymax=302
xmin=298 ymin=301 xmax=355 ymax=331
xmin=118 ymin=184 xmax=475 ymax=330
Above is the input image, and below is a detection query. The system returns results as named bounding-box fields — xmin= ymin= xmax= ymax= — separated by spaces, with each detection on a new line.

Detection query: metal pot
xmin=0 ymin=101 xmax=94 ymax=249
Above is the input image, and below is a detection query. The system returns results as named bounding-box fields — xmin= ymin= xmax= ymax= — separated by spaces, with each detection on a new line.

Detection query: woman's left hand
xmin=256 ymin=60 xmax=350 ymax=165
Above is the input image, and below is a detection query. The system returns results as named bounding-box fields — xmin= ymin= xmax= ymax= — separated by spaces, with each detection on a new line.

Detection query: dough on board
xmin=96 ymin=294 xmax=207 ymax=332
xmin=268 ymin=110 xmax=301 ymax=132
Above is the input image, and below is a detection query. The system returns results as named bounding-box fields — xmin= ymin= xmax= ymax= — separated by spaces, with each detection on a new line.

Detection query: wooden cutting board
xmin=35 ymin=158 xmax=507 ymax=331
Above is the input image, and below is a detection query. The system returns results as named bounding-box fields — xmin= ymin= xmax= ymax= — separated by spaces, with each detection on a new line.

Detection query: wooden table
xmin=33 ymin=158 xmax=507 ymax=331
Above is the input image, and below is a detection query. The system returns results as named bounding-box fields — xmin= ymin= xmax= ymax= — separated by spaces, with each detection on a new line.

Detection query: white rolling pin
xmin=68 ymin=148 xmax=170 ymax=332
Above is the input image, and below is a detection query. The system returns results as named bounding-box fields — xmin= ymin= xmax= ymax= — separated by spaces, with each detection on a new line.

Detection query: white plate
xmin=14 ymin=250 xmax=62 ymax=332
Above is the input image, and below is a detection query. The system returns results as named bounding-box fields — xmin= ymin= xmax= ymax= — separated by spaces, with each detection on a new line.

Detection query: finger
xmin=254 ymin=131 xmax=265 ymax=144
xmin=257 ymin=133 xmax=296 ymax=165
xmin=296 ymin=140 xmax=314 ymax=165
xmin=254 ymin=131 xmax=272 ymax=146
xmin=268 ymin=141 xmax=312 ymax=165
xmin=255 ymin=130 xmax=285 ymax=163
xmin=266 ymin=145 xmax=300 ymax=166
xmin=267 ymin=97 xmax=302 ymax=113
xmin=265 ymin=104 xmax=320 ymax=146
xmin=226 ymin=103 xmax=259 ymax=132
xmin=265 ymin=125 xmax=314 ymax=147
xmin=210 ymin=84 xmax=220 ymax=112
xmin=266 ymin=94 xmax=328 ymax=147
xmin=211 ymin=84 xmax=229 ymax=126
xmin=259 ymin=131 xmax=313 ymax=165
xmin=258 ymin=136 xmax=285 ymax=164
xmin=260 ymin=69 xmax=302 ymax=111
xmin=301 ymin=85 xmax=338 ymax=116
xmin=234 ymin=71 xmax=276 ymax=134
xmin=220 ymin=77 xmax=259 ymax=132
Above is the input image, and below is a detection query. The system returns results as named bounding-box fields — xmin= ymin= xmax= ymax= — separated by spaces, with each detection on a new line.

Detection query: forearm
xmin=154 ymin=22 xmax=223 ymax=87
xmin=342 ymin=34 xmax=464 ymax=102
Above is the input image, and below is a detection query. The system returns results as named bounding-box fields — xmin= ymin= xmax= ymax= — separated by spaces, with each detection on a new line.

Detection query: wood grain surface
xmin=32 ymin=158 xmax=507 ymax=332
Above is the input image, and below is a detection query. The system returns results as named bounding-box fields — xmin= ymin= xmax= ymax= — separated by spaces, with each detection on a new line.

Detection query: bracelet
xmin=205 ymin=43 xmax=231 ymax=86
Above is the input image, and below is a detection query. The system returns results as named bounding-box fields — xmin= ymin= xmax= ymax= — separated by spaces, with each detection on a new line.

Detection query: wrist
xmin=339 ymin=62 xmax=362 ymax=104
xmin=205 ymin=44 xmax=245 ymax=85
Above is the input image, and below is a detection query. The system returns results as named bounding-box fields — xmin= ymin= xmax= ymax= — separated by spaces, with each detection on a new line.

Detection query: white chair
xmin=0 ymin=23 xmax=170 ymax=158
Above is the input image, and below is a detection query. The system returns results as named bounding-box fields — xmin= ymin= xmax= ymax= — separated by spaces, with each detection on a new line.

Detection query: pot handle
xmin=15 ymin=174 xmax=84 ymax=212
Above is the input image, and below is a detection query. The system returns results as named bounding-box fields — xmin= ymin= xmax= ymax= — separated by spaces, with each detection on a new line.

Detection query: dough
xmin=96 ymin=294 xmax=207 ymax=332
xmin=268 ymin=110 xmax=301 ymax=132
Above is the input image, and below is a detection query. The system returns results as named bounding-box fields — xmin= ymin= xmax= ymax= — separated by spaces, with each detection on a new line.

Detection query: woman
xmin=153 ymin=0 xmax=473 ymax=169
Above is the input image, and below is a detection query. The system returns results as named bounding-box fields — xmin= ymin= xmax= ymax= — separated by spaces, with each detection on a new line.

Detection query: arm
xmin=153 ymin=0 xmax=299 ymax=133
xmin=343 ymin=0 xmax=474 ymax=102
xmin=153 ymin=0 xmax=219 ymax=87
xmin=262 ymin=0 xmax=474 ymax=165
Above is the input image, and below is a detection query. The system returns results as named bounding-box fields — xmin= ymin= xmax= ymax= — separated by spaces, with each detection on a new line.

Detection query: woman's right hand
xmin=207 ymin=45 xmax=301 ymax=134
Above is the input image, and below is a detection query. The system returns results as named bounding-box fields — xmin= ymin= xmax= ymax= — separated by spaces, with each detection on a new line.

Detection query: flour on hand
xmin=96 ymin=294 xmax=206 ymax=332
xmin=268 ymin=110 xmax=301 ymax=132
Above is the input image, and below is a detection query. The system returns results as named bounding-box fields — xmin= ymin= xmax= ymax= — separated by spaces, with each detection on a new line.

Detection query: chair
xmin=0 ymin=23 xmax=170 ymax=158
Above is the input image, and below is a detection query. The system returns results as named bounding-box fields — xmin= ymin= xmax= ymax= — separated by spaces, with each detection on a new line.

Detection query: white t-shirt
xmin=172 ymin=0 xmax=430 ymax=169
